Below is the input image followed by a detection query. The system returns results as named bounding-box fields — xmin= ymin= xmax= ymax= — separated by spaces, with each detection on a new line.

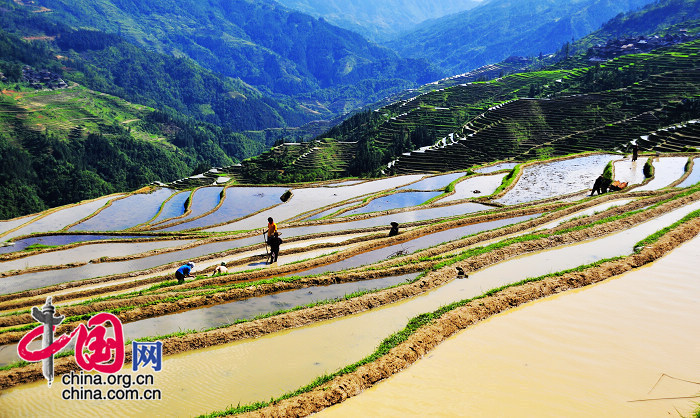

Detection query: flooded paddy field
xmin=474 ymin=162 xmax=518 ymax=173
xmin=148 ymin=191 xmax=190 ymax=224
xmin=321 ymin=235 xmax=700 ymax=418
xmin=634 ymin=156 xmax=689 ymax=191
xmin=398 ymin=172 xmax=465 ymax=191
xmin=495 ymin=154 xmax=617 ymax=205
xmin=677 ymin=157 xmax=700 ymax=188
xmin=69 ymin=190 xmax=175 ymax=231
xmin=1 ymin=196 xmax=121 ymax=241
xmin=440 ymin=172 xmax=509 ymax=202
xmin=156 ymin=187 xmax=286 ymax=231
xmin=0 ymin=234 xmax=146 ymax=255
xmin=0 ymin=152 xmax=699 ymax=417
xmin=0 ymin=240 xmax=191 ymax=273
xmin=154 ymin=187 xmax=223 ymax=227
xmin=339 ymin=191 xmax=443 ymax=216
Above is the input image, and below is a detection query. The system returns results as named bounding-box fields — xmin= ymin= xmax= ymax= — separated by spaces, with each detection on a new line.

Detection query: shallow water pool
xmin=70 ymin=190 xmax=175 ymax=231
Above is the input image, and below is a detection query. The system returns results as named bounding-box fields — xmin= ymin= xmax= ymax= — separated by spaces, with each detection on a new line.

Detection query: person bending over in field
xmin=175 ymin=261 xmax=195 ymax=284
xmin=212 ymin=261 xmax=227 ymax=276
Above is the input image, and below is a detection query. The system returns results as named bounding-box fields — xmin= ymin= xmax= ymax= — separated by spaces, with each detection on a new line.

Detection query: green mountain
xmin=23 ymin=0 xmax=442 ymax=115
xmin=572 ymin=0 xmax=700 ymax=54
xmin=226 ymin=39 xmax=700 ymax=182
xmin=386 ymin=0 xmax=653 ymax=75
xmin=273 ymin=0 xmax=482 ymax=41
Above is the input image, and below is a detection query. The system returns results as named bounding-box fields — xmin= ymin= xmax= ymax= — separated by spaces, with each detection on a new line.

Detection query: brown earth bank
xmin=241 ymin=215 xmax=700 ymax=418
xmin=1 ymin=193 xmax=698 ymax=388
xmin=0 ymin=189 xmax=694 ymax=342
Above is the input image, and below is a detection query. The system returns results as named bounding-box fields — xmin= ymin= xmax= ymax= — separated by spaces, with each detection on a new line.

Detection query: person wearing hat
xmin=212 ymin=261 xmax=228 ymax=276
xmin=175 ymin=261 xmax=195 ymax=284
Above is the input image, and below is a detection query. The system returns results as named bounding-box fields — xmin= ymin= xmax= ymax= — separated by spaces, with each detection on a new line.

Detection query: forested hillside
xmin=230 ymin=38 xmax=700 ymax=182
xmin=386 ymin=0 xmax=653 ymax=74
xmin=17 ymin=0 xmax=442 ymax=116
xmin=274 ymin=0 xmax=481 ymax=41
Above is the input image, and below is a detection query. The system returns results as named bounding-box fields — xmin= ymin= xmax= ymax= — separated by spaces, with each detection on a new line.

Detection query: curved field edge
xmin=216 ymin=213 xmax=700 ymax=417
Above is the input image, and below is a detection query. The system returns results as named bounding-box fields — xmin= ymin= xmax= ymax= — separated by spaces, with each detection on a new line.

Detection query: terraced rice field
xmin=0 ymin=152 xmax=699 ymax=417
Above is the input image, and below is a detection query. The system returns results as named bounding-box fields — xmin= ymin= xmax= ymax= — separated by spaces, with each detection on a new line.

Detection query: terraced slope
xmin=229 ymin=41 xmax=700 ymax=181
xmin=0 ymin=151 xmax=698 ymax=417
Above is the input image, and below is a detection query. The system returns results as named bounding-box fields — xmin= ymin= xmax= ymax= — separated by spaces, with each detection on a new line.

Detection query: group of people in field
xmin=173 ymin=217 xmax=283 ymax=284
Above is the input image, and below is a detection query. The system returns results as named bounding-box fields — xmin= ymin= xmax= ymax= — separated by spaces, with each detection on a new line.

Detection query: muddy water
xmin=440 ymin=172 xmax=508 ymax=202
xmin=320 ymin=236 xmax=700 ymax=418
xmin=1 ymin=201 xmax=698 ymax=416
xmin=70 ymin=190 xmax=175 ymax=231
xmin=495 ymin=154 xmax=617 ymax=205
xmin=475 ymin=162 xmax=518 ymax=173
xmin=677 ymin=157 xmax=700 ymax=188
xmin=149 ymin=191 xmax=189 ymax=224
xmin=614 ymin=159 xmax=645 ymax=185
xmin=205 ymin=175 xmax=424 ymax=232
xmin=635 ymin=157 xmax=688 ymax=191
xmin=398 ymin=172 xmax=464 ymax=191
xmin=0 ymin=237 xmax=260 ymax=295
xmin=281 ymin=202 xmax=492 ymax=238
xmin=0 ymin=273 xmax=418 ymax=367
xmin=122 ymin=273 xmax=420 ymax=341
xmin=2 ymin=196 xmax=121 ymax=240
xmin=0 ymin=240 xmax=193 ymax=273
xmin=158 ymin=187 xmax=286 ymax=231
xmin=290 ymin=214 xmax=539 ymax=277
xmin=340 ymin=192 xmax=442 ymax=217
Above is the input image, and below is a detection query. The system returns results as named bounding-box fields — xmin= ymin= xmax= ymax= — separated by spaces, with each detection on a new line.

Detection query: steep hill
xmin=228 ymin=39 xmax=700 ymax=182
xmin=386 ymin=0 xmax=652 ymax=75
xmin=20 ymin=0 xmax=442 ymax=115
xmin=273 ymin=0 xmax=482 ymax=41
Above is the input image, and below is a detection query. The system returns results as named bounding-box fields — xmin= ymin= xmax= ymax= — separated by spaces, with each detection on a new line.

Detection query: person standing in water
xmin=265 ymin=217 xmax=278 ymax=245
xmin=268 ymin=232 xmax=282 ymax=264
xmin=632 ymin=141 xmax=639 ymax=161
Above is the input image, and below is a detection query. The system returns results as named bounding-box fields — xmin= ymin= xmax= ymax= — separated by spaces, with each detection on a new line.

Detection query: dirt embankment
xmin=1 ymin=191 xmax=698 ymax=389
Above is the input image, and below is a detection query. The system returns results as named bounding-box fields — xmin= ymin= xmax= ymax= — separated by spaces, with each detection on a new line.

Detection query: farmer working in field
xmin=212 ymin=261 xmax=227 ymax=276
xmin=590 ymin=175 xmax=611 ymax=196
xmin=175 ymin=261 xmax=195 ymax=284
xmin=265 ymin=217 xmax=278 ymax=245
xmin=268 ymin=232 xmax=282 ymax=264
xmin=389 ymin=222 xmax=400 ymax=237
